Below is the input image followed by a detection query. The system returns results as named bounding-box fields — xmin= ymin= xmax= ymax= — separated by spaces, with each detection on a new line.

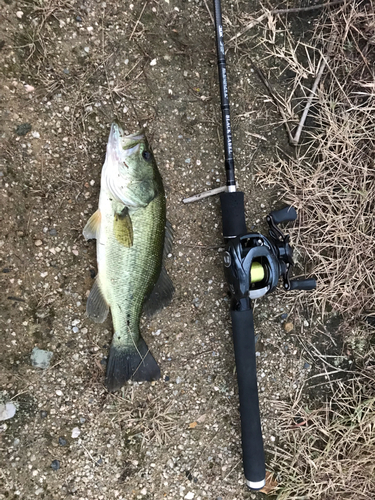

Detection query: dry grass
xmin=271 ymin=354 xmax=375 ymax=499
xmin=256 ymin=2 xmax=375 ymax=319
xmin=107 ymin=392 xmax=178 ymax=447
xmin=241 ymin=3 xmax=375 ymax=498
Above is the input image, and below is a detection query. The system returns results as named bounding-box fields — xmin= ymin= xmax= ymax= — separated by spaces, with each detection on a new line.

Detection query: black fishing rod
xmin=212 ymin=0 xmax=316 ymax=490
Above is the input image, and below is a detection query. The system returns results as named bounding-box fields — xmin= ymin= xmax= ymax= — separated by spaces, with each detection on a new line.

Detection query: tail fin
xmin=105 ymin=337 xmax=160 ymax=392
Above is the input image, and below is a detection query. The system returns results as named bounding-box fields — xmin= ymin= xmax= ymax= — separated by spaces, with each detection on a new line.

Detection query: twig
xmin=129 ymin=1 xmax=147 ymax=41
xmin=249 ymin=58 xmax=294 ymax=143
xmin=272 ymin=0 xmax=348 ymax=16
xmin=291 ymin=57 xmax=327 ymax=145
xmin=203 ymin=0 xmax=214 ymax=25
xmin=229 ymin=0 xmax=348 ymax=44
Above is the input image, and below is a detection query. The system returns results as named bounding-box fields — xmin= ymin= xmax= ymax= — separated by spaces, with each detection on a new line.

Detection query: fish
xmin=83 ymin=123 xmax=174 ymax=391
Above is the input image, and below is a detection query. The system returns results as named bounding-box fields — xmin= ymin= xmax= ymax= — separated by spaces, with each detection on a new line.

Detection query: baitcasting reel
xmin=223 ymin=206 xmax=316 ymax=310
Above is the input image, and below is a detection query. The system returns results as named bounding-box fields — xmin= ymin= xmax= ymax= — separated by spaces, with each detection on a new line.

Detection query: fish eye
xmin=142 ymin=150 xmax=152 ymax=161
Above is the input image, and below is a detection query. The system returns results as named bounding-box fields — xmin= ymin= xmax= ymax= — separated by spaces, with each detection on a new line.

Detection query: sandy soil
xmin=0 ymin=1 xmax=314 ymax=499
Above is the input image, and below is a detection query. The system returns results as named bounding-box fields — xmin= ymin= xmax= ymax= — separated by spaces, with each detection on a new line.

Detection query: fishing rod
xmin=212 ymin=0 xmax=316 ymax=490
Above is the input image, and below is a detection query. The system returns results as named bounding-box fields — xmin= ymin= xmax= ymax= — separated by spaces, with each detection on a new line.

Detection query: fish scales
xmin=100 ymin=192 xmax=165 ymax=347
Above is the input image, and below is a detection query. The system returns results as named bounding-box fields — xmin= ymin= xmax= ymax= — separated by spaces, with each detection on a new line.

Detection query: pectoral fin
xmin=83 ymin=210 xmax=101 ymax=240
xmin=114 ymin=207 xmax=133 ymax=247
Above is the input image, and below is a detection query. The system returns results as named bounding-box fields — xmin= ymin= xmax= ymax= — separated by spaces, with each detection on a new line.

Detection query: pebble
xmin=16 ymin=11 xmax=23 ymax=19
xmin=0 ymin=402 xmax=17 ymax=421
xmin=40 ymin=410 xmax=48 ymax=419
xmin=72 ymin=327 xmax=79 ymax=334
xmin=192 ymin=297 xmax=200 ymax=308
xmin=150 ymin=58 xmax=157 ymax=66
xmin=58 ymin=437 xmax=67 ymax=446
xmin=24 ymin=84 xmax=35 ymax=92
xmin=56 ymin=390 xmax=63 ymax=396
xmin=71 ymin=427 xmax=81 ymax=438
xmin=31 ymin=347 xmax=53 ymax=369
xmin=176 ymin=376 xmax=182 ymax=384
xmin=284 ymin=322 xmax=294 ymax=333
xmin=184 ymin=493 xmax=194 ymax=500
xmin=51 ymin=460 xmax=60 ymax=471
xmin=34 ymin=240 xmax=43 ymax=246
xmin=15 ymin=123 xmax=31 ymax=136
xmin=49 ymin=228 xmax=57 ymax=236
xmin=303 ymin=320 xmax=309 ymax=327
xmin=303 ymin=362 xmax=311 ymax=369
xmin=31 ymin=131 xmax=40 ymax=139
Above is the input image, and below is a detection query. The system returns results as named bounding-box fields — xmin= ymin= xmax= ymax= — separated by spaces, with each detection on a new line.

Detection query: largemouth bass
xmin=83 ymin=123 xmax=173 ymax=391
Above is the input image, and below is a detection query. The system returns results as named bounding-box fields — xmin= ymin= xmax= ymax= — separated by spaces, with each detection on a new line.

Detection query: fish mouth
xmin=110 ymin=122 xmax=145 ymax=150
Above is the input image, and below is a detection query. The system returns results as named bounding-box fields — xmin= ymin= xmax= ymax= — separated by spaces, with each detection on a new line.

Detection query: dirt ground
xmin=0 ymin=1 xmax=316 ymax=499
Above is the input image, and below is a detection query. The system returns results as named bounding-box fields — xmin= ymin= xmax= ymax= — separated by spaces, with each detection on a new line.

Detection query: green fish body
xmin=83 ymin=123 xmax=173 ymax=391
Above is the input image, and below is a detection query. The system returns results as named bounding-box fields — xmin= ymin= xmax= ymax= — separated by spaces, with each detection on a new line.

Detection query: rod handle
xmin=269 ymin=206 xmax=297 ymax=225
xmin=231 ymin=308 xmax=266 ymax=490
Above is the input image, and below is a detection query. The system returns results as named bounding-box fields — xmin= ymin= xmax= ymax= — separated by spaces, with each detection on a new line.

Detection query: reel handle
xmin=231 ymin=307 xmax=266 ymax=490
xmin=269 ymin=206 xmax=297 ymax=225
xmin=287 ymin=278 xmax=316 ymax=291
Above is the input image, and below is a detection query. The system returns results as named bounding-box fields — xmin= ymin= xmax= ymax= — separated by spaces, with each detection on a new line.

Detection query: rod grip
xmin=269 ymin=206 xmax=297 ymax=224
xmin=231 ymin=308 xmax=266 ymax=490
xmin=220 ymin=191 xmax=247 ymax=238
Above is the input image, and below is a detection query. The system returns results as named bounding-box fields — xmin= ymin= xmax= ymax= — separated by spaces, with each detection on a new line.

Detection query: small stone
xmin=24 ymin=84 xmax=35 ymax=92
xmin=63 ymin=68 xmax=70 ymax=74
xmin=16 ymin=11 xmax=24 ymax=19
xmin=184 ymin=493 xmax=194 ymax=500
xmin=281 ymin=313 xmax=288 ymax=320
xmin=76 ymin=15 xmax=82 ymax=22
xmin=72 ymin=326 xmax=79 ymax=334
xmin=49 ymin=228 xmax=57 ymax=236
xmin=140 ymin=488 xmax=147 ymax=495
xmin=34 ymin=240 xmax=43 ymax=246
xmin=176 ymin=376 xmax=182 ymax=384
xmin=56 ymin=390 xmax=63 ymax=396
xmin=303 ymin=362 xmax=311 ymax=369
xmin=303 ymin=320 xmax=309 ymax=327
xmin=40 ymin=410 xmax=48 ymax=419
xmin=0 ymin=402 xmax=17 ymax=421
xmin=58 ymin=437 xmax=67 ymax=446
xmin=15 ymin=123 xmax=31 ymax=136
xmin=72 ymin=249 xmax=79 ymax=256
xmin=164 ymin=375 xmax=170 ymax=382
xmin=150 ymin=58 xmax=157 ymax=66
xmin=51 ymin=460 xmax=60 ymax=471
xmin=284 ymin=322 xmax=294 ymax=333
xmin=71 ymin=427 xmax=80 ymax=438
xmin=31 ymin=131 xmax=40 ymax=139
xmin=31 ymin=347 xmax=53 ymax=369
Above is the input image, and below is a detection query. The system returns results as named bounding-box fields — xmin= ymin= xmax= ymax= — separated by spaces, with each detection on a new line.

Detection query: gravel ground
xmin=0 ymin=1 xmax=314 ymax=498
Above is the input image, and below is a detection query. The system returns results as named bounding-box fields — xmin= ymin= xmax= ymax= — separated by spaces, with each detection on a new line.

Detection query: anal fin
xmin=143 ymin=267 xmax=174 ymax=318
xmin=86 ymin=279 xmax=109 ymax=323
